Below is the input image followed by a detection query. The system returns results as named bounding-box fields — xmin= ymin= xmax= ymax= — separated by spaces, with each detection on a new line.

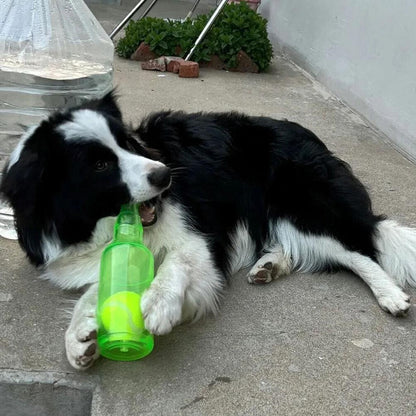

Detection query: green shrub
xmin=116 ymin=3 xmax=273 ymax=72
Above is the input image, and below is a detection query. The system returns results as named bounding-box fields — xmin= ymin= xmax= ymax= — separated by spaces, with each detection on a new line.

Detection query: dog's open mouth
xmin=139 ymin=198 xmax=158 ymax=226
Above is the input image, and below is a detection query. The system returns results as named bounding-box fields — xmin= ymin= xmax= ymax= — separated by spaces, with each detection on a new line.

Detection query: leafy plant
xmin=116 ymin=3 xmax=273 ymax=72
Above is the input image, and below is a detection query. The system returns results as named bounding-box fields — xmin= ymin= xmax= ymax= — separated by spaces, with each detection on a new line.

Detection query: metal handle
xmin=109 ymin=0 xmax=148 ymax=39
xmin=185 ymin=0 xmax=229 ymax=61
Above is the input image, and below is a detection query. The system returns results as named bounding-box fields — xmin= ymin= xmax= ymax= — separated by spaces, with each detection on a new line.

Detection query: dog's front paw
xmin=376 ymin=286 xmax=410 ymax=317
xmin=141 ymin=285 xmax=182 ymax=335
xmin=65 ymin=316 xmax=99 ymax=370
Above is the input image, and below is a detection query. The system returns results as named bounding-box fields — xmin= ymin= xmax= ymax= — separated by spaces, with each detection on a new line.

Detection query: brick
xmin=178 ymin=61 xmax=199 ymax=78
xmin=230 ymin=50 xmax=259 ymax=73
xmin=165 ymin=56 xmax=185 ymax=73
xmin=141 ymin=57 xmax=166 ymax=72
xmin=130 ymin=42 xmax=158 ymax=61
xmin=200 ymin=55 xmax=225 ymax=70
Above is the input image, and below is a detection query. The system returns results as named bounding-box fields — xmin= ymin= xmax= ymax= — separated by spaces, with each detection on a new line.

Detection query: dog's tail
xmin=375 ymin=219 xmax=416 ymax=287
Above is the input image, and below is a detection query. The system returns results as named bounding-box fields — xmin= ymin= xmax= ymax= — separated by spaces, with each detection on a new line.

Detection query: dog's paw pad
xmin=66 ymin=319 xmax=100 ymax=370
xmin=68 ymin=338 xmax=99 ymax=370
xmin=79 ymin=329 xmax=97 ymax=343
xmin=84 ymin=342 xmax=97 ymax=357
xmin=74 ymin=341 xmax=98 ymax=368
xmin=248 ymin=267 xmax=273 ymax=284
xmin=247 ymin=250 xmax=292 ymax=285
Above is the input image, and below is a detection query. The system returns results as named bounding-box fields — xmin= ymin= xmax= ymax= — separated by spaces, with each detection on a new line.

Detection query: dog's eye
xmin=94 ymin=160 xmax=109 ymax=171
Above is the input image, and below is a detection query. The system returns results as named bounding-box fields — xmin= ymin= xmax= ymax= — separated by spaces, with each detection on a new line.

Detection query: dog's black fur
xmin=1 ymin=93 xmax=381 ymax=275
xmin=135 ymin=110 xmax=383 ymax=274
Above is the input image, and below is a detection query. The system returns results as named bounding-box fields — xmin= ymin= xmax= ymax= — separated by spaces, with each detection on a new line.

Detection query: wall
xmin=260 ymin=0 xmax=416 ymax=161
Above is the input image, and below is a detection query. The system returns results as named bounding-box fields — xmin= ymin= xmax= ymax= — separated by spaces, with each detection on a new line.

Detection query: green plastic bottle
xmin=97 ymin=203 xmax=154 ymax=361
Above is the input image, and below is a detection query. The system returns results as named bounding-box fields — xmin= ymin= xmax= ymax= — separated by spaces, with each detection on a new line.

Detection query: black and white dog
xmin=1 ymin=93 xmax=415 ymax=370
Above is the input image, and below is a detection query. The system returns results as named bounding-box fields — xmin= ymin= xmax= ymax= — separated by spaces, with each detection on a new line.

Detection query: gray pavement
xmin=1 ymin=2 xmax=416 ymax=415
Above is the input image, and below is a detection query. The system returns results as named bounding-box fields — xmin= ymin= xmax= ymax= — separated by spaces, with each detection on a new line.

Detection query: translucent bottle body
xmin=0 ymin=0 xmax=114 ymax=138
xmin=97 ymin=205 xmax=154 ymax=361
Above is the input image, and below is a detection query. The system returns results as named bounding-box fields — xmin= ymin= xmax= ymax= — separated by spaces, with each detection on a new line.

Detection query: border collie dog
xmin=1 ymin=93 xmax=415 ymax=369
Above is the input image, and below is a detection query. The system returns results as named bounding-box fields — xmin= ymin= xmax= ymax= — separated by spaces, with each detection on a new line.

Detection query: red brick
xmin=230 ymin=50 xmax=259 ymax=73
xmin=165 ymin=56 xmax=185 ymax=73
xmin=178 ymin=61 xmax=199 ymax=78
xmin=141 ymin=57 xmax=166 ymax=72
xmin=131 ymin=42 xmax=158 ymax=61
xmin=200 ymin=55 xmax=225 ymax=70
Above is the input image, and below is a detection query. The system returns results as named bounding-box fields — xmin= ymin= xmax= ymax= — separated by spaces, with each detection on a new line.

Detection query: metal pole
xmin=185 ymin=0 xmax=228 ymax=61
xmin=140 ymin=0 xmax=158 ymax=19
xmin=185 ymin=0 xmax=202 ymax=20
xmin=109 ymin=0 xmax=148 ymax=40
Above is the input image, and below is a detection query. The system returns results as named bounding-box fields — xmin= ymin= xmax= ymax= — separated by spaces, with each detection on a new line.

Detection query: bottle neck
xmin=113 ymin=204 xmax=143 ymax=243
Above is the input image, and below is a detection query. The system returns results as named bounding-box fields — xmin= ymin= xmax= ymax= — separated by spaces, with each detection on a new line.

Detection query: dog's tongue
xmin=139 ymin=203 xmax=156 ymax=226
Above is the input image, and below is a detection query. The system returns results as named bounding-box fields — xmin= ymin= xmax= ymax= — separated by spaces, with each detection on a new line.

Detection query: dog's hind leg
xmin=247 ymin=245 xmax=292 ymax=284
xmin=340 ymin=250 xmax=410 ymax=316
xmin=274 ymin=219 xmax=411 ymax=316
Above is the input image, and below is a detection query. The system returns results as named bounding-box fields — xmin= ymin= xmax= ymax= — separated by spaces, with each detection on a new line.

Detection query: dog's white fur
xmin=7 ymin=125 xmax=37 ymax=171
xmin=375 ymin=219 xmax=416 ymax=288
xmin=226 ymin=221 xmax=257 ymax=275
xmin=59 ymin=110 xmax=167 ymax=202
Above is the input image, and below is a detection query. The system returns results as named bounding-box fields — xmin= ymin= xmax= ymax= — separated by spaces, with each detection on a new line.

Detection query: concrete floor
xmin=1 ymin=1 xmax=416 ymax=415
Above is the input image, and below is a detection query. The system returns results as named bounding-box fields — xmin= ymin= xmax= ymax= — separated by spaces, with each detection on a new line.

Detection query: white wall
xmin=260 ymin=0 xmax=416 ymax=161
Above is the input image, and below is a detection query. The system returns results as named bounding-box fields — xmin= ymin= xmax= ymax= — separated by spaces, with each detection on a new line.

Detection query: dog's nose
xmin=147 ymin=166 xmax=171 ymax=189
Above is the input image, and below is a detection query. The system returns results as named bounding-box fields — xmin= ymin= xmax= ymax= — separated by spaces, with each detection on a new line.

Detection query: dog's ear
xmin=1 ymin=124 xmax=57 ymax=265
xmin=96 ymin=90 xmax=122 ymax=121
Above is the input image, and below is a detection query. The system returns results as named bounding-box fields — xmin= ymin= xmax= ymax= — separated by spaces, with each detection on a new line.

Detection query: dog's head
xmin=0 ymin=92 xmax=170 ymax=265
